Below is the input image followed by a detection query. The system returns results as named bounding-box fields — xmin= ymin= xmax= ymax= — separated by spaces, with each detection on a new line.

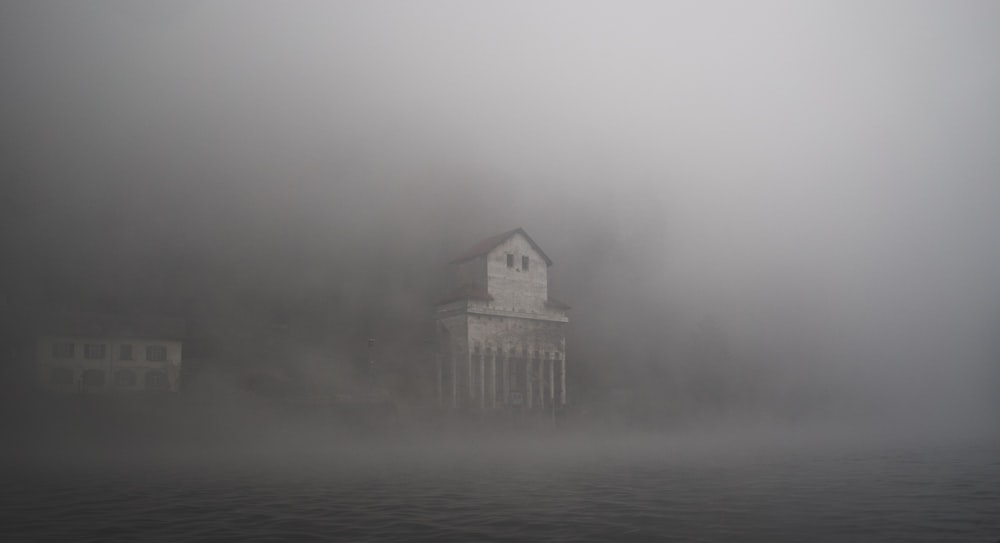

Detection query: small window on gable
xmin=522 ymin=256 xmax=529 ymax=271
xmin=506 ymin=253 xmax=514 ymax=268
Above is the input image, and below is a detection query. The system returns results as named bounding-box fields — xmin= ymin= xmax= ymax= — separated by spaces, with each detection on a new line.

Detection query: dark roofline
xmin=451 ymin=227 xmax=554 ymax=266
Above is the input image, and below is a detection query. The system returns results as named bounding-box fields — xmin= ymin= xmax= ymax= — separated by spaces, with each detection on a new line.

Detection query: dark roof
xmin=36 ymin=311 xmax=187 ymax=340
xmin=435 ymin=284 xmax=493 ymax=306
xmin=451 ymin=228 xmax=554 ymax=266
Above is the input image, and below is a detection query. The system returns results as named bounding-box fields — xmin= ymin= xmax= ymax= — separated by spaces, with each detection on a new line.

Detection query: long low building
xmin=35 ymin=312 xmax=185 ymax=393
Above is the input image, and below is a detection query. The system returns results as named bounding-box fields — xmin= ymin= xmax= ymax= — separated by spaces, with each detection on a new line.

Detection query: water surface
xmin=3 ymin=429 xmax=998 ymax=542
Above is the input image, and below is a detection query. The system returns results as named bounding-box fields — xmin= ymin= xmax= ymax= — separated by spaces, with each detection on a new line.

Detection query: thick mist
xmin=2 ymin=0 xmax=1000 ymax=436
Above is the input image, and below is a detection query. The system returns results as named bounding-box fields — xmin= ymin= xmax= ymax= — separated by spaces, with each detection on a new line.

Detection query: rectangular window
xmin=506 ymin=254 xmax=514 ymax=268
xmin=146 ymin=345 xmax=167 ymax=362
xmin=52 ymin=342 xmax=75 ymax=358
xmin=522 ymin=256 xmax=529 ymax=270
xmin=84 ymin=343 xmax=106 ymax=359
xmin=119 ymin=344 xmax=133 ymax=361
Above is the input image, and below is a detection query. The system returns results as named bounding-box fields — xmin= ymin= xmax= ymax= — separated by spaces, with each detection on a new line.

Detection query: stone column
xmin=527 ymin=352 xmax=534 ymax=410
xmin=560 ymin=355 xmax=566 ymax=405
xmin=548 ymin=355 xmax=555 ymax=404
xmin=491 ymin=349 xmax=497 ymax=408
xmin=479 ymin=349 xmax=485 ymax=409
xmin=538 ymin=355 xmax=544 ymax=411
xmin=468 ymin=349 xmax=474 ymax=403
xmin=502 ymin=348 xmax=509 ymax=406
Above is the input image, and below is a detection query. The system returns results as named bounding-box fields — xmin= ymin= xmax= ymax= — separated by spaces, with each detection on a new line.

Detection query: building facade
xmin=35 ymin=313 xmax=184 ymax=393
xmin=435 ymin=228 xmax=569 ymax=412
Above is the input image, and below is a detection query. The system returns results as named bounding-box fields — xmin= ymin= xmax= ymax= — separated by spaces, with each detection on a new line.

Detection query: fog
xmin=2 ymin=0 xmax=1000 ymax=439
xmin=5 ymin=4 xmax=1000 ymax=541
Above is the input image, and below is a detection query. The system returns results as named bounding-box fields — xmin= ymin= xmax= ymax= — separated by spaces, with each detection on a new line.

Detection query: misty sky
xmin=3 ymin=1 xmax=999 ymax=412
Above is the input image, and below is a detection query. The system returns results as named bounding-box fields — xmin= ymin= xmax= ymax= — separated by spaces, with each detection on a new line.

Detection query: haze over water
xmin=3 ymin=423 xmax=998 ymax=542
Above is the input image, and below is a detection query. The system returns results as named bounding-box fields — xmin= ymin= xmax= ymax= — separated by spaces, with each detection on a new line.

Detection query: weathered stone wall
xmin=467 ymin=314 xmax=564 ymax=356
xmin=485 ymin=232 xmax=548 ymax=312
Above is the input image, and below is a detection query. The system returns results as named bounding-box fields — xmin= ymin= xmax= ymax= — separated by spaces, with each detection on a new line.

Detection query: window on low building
xmin=52 ymin=342 xmax=74 ymax=359
xmin=522 ymin=256 xmax=529 ymax=270
xmin=82 ymin=369 xmax=106 ymax=387
xmin=116 ymin=369 xmax=137 ymax=387
xmin=506 ymin=253 xmax=514 ymax=268
xmin=84 ymin=343 xmax=106 ymax=359
xmin=146 ymin=345 xmax=167 ymax=362
xmin=119 ymin=344 xmax=133 ymax=361
xmin=145 ymin=370 xmax=167 ymax=391
xmin=50 ymin=368 xmax=74 ymax=385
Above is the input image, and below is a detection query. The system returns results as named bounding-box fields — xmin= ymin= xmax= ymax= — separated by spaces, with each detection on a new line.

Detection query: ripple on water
xmin=2 ymin=438 xmax=999 ymax=542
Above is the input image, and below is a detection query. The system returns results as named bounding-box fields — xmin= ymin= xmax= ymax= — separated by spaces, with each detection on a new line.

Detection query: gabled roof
xmin=451 ymin=227 xmax=553 ymax=266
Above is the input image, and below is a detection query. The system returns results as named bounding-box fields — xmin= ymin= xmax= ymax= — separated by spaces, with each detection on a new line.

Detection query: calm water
xmin=3 ymin=430 xmax=999 ymax=542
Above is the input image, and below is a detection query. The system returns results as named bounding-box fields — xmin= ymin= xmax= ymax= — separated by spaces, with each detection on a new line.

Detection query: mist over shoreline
xmin=2 ymin=1 xmax=999 ymax=437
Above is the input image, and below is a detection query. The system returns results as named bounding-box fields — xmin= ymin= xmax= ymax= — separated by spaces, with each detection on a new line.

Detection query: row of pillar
xmin=437 ymin=348 xmax=565 ymax=410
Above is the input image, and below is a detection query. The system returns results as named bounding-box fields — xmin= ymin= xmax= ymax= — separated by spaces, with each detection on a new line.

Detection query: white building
xmin=36 ymin=313 xmax=184 ymax=393
xmin=435 ymin=228 xmax=569 ymax=412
